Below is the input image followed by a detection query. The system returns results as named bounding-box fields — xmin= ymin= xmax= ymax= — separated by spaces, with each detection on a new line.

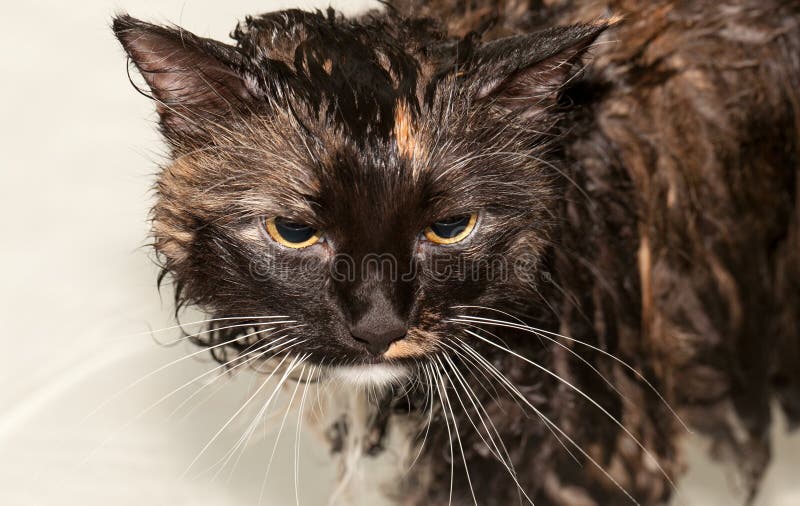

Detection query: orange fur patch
xmin=638 ymin=233 xmax=652 ymax=328
xmin=383 ymin=329 xmax=435 ymax=359
xmin=393 ymin=100 xmax=417 ymax=159
xmin=383 ymin=340 xmax=425 ymax=359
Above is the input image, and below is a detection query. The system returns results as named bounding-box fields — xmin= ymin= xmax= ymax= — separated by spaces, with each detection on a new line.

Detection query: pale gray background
xmin=0 ymin=1 xmax=797 ymax=505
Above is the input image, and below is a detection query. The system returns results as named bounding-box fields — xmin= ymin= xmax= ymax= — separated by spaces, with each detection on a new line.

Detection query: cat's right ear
xmin=466 ymin=21 xmax=614 ymax=119
xmin=112 ymin=15 xmax=253 ymax=133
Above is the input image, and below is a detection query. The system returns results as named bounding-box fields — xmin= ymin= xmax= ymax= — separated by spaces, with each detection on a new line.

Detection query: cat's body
xmin=113 ymin=1 xmax=799 ymax=504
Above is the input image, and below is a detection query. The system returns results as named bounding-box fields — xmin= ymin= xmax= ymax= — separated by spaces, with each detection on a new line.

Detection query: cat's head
xmin=113 ymin=8 xmax=607 ymax=385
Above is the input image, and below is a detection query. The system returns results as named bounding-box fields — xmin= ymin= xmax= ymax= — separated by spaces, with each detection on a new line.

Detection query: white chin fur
xmin=332 ymin=364 xmax=409 ymax=387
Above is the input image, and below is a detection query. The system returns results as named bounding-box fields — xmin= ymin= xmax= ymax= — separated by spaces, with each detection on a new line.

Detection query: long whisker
xmin=191 ymin=353 xmax=301 ymax=480
xmin=127 ymin=335 xmax=305 ymax=447
xmin=452 ymin=319 xmax=632 ymax=411
xmin=209 ymin=374 xmax=282 ymax=482
xmin=441 ymin=335 xmax=524 ymax=416
xmin=181 ymin=353 xmax=307 ymax=478
xmin=173 ymin=333 xmax=300 ymax=405
xmin=427 ymin=362 xmax=456 ymax=506
xmin=151 ymin=319 xmax=295 ymax=347
xmin=440 ymin=350 xmax=536 ymax=506
xmin=195 ymin=342 xmax=311 ymax=482
xmin=452 ymin=308 xmax=690 ymax=433
xmin=169 ymin=328 xmax=307 ymax=420
xmin=111 ymin=315 xmax=292 ymax=342
xmin=82 ymin=323 xmax=294 ymax=422
xmin=312 ymin=358 xmax=328 ymax=425
xmin=433 ymin=356 xmax=486 ymax=506
xmin=448 ymin=336 xmax=580 ymax=465
xmin=294 ymin=365 xmax=315 ymax=506
xmin=71 ymin=336 xmax=299 ymax=487
xmin=451 ymin=336 xmax=639 ymax=504
xmin=259 ymin=359 xmax=307 ymax=506
xmin=437 ymin=353 xmax=509 ymax=466
xmin=405 ymin=363 xmax=435 ymax=473
xmin=459 ymin=327 xmax=678 ymax=494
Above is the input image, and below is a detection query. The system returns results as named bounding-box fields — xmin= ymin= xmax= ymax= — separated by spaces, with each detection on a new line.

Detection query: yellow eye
xmin=265 ymin=217 xmax=322 ymax=248
xmin=423 ymin=212 xmax=478 ymax=245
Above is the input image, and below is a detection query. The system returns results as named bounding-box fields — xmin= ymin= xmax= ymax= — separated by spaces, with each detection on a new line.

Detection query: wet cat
xmin=113 ymin=1 xmax=800 ymax=504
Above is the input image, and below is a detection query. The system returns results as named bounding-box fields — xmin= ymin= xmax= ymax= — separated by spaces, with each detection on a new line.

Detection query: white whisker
xmin=452 ymin=308 xmax=690 ymax=433
xmin=181 ymin=353 xmax=307 ymax=478
xmin=405 ymin=364 xmax=435 ymax=473
xmin=461 ymin=327 xmax=677 ymax=495
xmin=433 ymin=356 xmax=483 ymax=506
xmin=151 ymin=319 xmax=295 ymax=347
xmin=200 ymin=342 xmax=310 ymax=482
xmin=427 ymin=362 xmax=455 ymax=506
xmin=169 ymin=328 xmax=307 ymax=420
xmin=440 ymin=350 xmax=535 ymax=505
xmin=110 ymin=314 xmax=292 ymax=341
xmin=294 ymin=365 xmax=315 ymax=506
xmin=452 ymin=319 xmax=632 ymax=411
xmin=259 ymin=359 xmax=306 ymax=506
xmin=82 ymin=323 xmax=295 ymax=422
xmin=451 ymin=337 xmax=581 ymax=465
xmin=451 ymin=336 xmax=639 ymax=504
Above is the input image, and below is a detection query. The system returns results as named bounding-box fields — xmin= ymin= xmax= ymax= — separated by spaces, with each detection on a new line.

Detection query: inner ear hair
xmin=112 ymin=14 xmax=253 ymax=131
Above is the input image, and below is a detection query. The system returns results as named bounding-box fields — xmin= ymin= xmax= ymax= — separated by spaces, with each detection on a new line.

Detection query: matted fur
xmin=113 ymin=1 xmax=800 ymax=504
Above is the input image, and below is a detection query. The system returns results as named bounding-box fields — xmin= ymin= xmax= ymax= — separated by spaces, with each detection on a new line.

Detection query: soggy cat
xmin=113 ymin=1 xmax=800 ymax=504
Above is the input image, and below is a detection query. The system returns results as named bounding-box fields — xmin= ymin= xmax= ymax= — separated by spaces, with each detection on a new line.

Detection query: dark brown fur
xmin=113 ymin=1 xmax=800 ymax=504
xmin=388 ymin=1 xmax=800 ymax=503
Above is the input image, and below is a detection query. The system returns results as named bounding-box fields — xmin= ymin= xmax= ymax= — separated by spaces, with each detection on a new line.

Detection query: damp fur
xmin=113 ymin=2 xmax=800 ymax=505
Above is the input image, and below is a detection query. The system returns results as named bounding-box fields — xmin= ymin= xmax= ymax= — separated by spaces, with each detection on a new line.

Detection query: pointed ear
xmin=112 ymin=14 xmax=253 ymax=133
xmin=472 ymin=21 xmax=613 ymax=117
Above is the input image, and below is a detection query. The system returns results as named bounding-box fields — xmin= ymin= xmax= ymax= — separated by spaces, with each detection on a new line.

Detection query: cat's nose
xmin=350 ymin=318 xmax=407 ymax=355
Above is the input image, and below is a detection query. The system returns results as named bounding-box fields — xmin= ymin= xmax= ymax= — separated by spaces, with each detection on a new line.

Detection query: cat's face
xmin=114 ymin=9 xmax=605 ymax=384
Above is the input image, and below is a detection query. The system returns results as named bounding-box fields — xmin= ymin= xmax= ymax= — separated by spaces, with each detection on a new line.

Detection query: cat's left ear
xmin=112 ymin=14 xmax=254 ymax=133
xmin=470 ymin=21 xmax=614 ymax=117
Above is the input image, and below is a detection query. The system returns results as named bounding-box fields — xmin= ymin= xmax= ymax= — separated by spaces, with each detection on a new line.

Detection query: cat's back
xmin=564 ymin=0 xmax=800 ymax=450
